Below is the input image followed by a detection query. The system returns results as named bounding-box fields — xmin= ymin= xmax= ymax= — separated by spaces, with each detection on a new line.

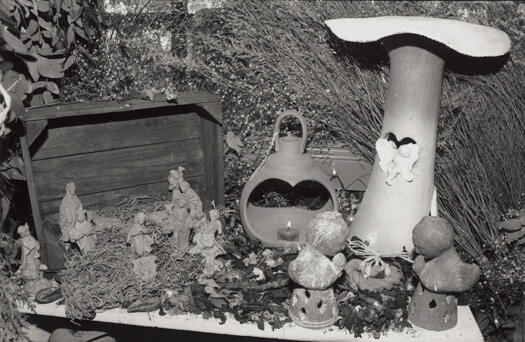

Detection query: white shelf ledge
xmin=20 ymin=303 xmax=483 ymax=342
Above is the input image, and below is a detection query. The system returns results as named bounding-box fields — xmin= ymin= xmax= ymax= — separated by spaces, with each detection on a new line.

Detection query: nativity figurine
xmin=11 ymin=223 xmax=54 ymax=296
xmin=189 ymin=209 xmax=224 ymax=276
xmin=180 ymin=180 xmax=204 ymax=220
xmin=59 ymin=182 xmax=83 ymax=244
xmin=168 ymin=166 xmax=185 ymax=203
xmin=69 ymin=207 xmax=97 ymax=254
xmin=127 ymin=212 xmax=154 ymax=258
xmin=408 ymin=216 xmax=480 ymax=331
xmin=13 ymin=223 xmax=41 ymax=281
xmin=167 ymin=198 xmax=193 ymax=250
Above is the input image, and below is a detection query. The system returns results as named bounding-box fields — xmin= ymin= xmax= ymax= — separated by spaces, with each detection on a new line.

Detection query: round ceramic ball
xmin=412 ymin=216 xmax=455 ymax=258
xmin=306 ymin=211 xmax=349 ymax=256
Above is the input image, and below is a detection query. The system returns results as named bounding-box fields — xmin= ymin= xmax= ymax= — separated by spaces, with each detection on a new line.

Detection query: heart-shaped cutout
xmin=248 ymin=179 xmax=331 ymax=210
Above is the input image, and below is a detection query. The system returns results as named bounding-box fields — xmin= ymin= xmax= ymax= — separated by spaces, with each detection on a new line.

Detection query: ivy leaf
xmin=25 ymin=19 xmax=38 ymax=35
xmin=43 ymin=90 xmax=53 ymax=104
xmin=74 ymin=25 xmax=88 ymax=41
xmin=24 ymin=53 xmax=41 ymax=81
xmin=63 ymin=54 xmax=75 ymax=70
xmin=47 ymin=81 xmax=59 ymax=94
xmin=31 ymin=81 xmax=48 ymax=91
xmin=37 ymin=56 xmax=65 ymax=79
xmin=2 ymin=26 xmax=31 ymax=56
xmin=226 ymin=131 xmax=244 ymax=153
xmin=38 ymin=18 xmax=52 ymax=31
xmin=69 ymin=7 xmax=83 ymax=23
xmin=37 ymin=1 xmax=50 ymax=12
xmin=66 ymin=25 xmax=75 ymax=47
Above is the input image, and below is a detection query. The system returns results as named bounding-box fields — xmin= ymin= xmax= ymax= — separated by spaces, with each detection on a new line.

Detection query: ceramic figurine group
xmin=284 ymin=210 xmax=480 ymax=332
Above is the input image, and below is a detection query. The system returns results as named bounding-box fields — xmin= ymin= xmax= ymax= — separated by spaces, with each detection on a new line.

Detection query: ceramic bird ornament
xmin=288 ymin=245 xmax=346 ymax=290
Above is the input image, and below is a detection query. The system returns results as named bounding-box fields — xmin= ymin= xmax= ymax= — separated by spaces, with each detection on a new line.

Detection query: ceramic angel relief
xmin=325 ymin=16 xmax=511 ymax=254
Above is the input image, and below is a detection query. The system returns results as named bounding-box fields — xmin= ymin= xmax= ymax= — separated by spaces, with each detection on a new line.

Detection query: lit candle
xmin=278 ymin=221 xmax=300 ymax=241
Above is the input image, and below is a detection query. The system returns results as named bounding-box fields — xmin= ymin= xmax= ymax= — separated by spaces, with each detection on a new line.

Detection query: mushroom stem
xmin=350 ymin=39 xmax=447 ymax=254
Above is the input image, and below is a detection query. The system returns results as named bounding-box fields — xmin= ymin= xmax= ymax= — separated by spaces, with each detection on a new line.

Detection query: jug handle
xmin=273 ymin=110 xmax=308 ymax=152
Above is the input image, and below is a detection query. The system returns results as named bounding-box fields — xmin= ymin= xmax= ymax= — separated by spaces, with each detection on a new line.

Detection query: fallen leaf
xmin=226 ymin=131 xmax=243 ymax=153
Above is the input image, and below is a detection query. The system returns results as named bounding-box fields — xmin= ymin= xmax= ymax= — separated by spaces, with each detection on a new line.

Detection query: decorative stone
xmin=408 ymin=216 xmax=480 ymax=331
xmin=305 ymin=211 xmax=349 ymax=256
xmin=288 ymin=245 xmax=345 ymax=290
xmin=132 ymin=255 xmax=157 ymax=283
xmin=344 ymin=258 xmax=402 ymax=292
xmin=288 ymin=288 xmax=339 ymax=329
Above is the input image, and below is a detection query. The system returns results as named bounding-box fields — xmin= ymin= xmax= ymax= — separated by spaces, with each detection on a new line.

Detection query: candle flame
xmin=286 ymin=221 xmax=291 ymax=229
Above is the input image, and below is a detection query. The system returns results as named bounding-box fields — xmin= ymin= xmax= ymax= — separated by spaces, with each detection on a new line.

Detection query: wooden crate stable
xmin=19 ymin=91 xmax=224 ymax=270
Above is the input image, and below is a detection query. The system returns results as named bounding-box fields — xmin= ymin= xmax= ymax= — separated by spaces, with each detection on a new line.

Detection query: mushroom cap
xmin=325 ymin=16 xmax=511 ymax=57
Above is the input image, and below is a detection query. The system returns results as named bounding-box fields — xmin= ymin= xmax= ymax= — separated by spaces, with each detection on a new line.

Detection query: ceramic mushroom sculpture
xmin=325 ymin=16 xmax=511 ymax=254
xmin=408 ymin=216 xmax=480 ymax=331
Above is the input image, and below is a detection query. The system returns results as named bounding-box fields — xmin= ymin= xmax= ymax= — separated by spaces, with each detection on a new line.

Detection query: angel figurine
xmin=376 ymin=138 xmax=420 ymax=185
xmin=189 ymin=209 xmax=224 ymax=275
xmin=69 ymin=207 xmax=96 ymax=254
xmin=127 ymin=212 xmax=154 ymax=257
xmin=59 ymin=182 xmax=83 ymax=244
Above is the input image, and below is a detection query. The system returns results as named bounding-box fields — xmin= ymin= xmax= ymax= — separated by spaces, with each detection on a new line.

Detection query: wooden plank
xmin=32 ymin=139 xmax=204 ymax=202
xmin=40 ymin=176 xmax=205 ymax=218
xmin=21 ymin=91 xmax=222 ymax=122
xmin=19 ymin=133 xmax=48 ymax=265
xmin=31 ymin=112 xmax=201 ymax=160
xmin=199 ymin=101 xmax=224 ymax=209
xmin=25 ymin=120 xmax=48 ymax=147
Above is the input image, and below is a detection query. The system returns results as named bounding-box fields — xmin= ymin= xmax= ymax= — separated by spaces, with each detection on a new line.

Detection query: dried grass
xmin=61 ymin=195 xmax=203 ymax=320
